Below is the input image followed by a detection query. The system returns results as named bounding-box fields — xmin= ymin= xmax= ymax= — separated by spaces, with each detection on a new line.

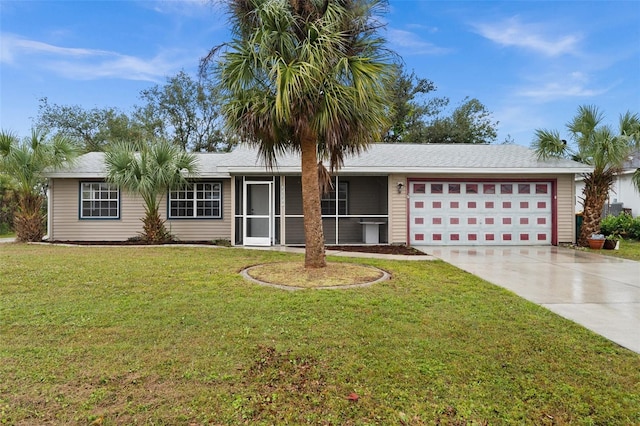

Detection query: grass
xmin=597 ymin=239 xmax=640 ymax=261
xmin=1 ymin=244 xmax=639 ymax=425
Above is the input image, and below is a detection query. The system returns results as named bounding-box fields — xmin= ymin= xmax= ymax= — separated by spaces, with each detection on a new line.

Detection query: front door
xmin=243 ymin=181 xmax=272 ymax=246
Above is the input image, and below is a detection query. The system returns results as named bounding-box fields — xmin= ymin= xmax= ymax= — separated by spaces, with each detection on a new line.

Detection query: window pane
xmin=518 ymin=184 xmax=530 ymax=194
xmin=483 ymin=184 xmax=495 ymax=194
xmin=466 ymin=184 xmax=478 ymax=194
xmin=535 ymin=184 xmax=548 ymax=194
xmin=413 ymin=183 xmax=426 ymax=194
xmin=501 ymin=184 xmax=512 ymax=194
xmin=448 ymin=184 xmax=460 ymax=194
xmin=431 ymin=184 xmax=443 ymax=194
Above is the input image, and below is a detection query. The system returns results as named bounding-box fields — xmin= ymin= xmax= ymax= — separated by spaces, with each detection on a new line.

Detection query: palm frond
xmin=632 ymin=168 xmax=640 ymax=194
xmin=532 ymin=129 xmax=568 ymax=160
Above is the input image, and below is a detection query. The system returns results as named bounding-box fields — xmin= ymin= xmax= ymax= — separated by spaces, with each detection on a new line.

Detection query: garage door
xmin=409 ymin=181 xmax=552 ymax=246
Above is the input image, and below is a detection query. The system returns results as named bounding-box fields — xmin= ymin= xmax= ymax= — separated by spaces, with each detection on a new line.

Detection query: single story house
xmin=575 ymin=151 xmax=640 ymax=217
xmin=45 ymin=143 xmax=590 ymax=247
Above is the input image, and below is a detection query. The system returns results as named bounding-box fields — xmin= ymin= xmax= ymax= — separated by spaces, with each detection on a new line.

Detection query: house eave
xmin=226 ymin=167 xmax=592 ymax=175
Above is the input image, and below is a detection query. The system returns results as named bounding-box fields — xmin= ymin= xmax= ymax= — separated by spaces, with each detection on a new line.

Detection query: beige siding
xmin=556 ymin=174 xmax=576 ymax=244
xmin=389 ymin=174 xmax=408 ymax=244
xmin=387 ymin=173 xmax=578 ymax=246
xmin=49 ymin=178 xmax=232 ymax=241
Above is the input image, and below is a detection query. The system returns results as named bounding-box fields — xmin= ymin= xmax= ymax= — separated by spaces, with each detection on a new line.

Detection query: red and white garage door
xmin=409 ymin=181 xmax=553 ymax=246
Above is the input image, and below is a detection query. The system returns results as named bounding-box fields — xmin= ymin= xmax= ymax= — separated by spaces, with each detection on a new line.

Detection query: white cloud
xmin=473 ymin=16 xmax=581 ymax=57
xmin=142 ymin=0 xmax=223 ymax=17
xmin=516 ymin=72 xmax=609 ymax=102
xmin=0 ymin=33 xmax=181 ymax=82
xmin=387 ymin=28 xmax=451 ymax=55
xmin=518 ymin=83 xmax=606 ymax=101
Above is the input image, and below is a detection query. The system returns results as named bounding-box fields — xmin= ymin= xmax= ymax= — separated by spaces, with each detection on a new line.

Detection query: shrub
xmin=629 ymin=216 xmax=640 ymax=240
xmin=600 ymin=213 xmax=640 ymax=240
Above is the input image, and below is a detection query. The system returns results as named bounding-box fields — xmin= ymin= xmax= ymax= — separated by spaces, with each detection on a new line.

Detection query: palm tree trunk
xmin=14 ymin=193 xmax=45 ymax=242
xmin=300 ymin=133 xmax=326 ymax=268
xmin=142 ymin=207 xmax=171 ymax=244
xmin=578 ymin=173 xmax=611 ymax=246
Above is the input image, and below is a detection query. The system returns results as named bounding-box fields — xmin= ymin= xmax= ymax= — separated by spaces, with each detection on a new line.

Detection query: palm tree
xmin=202 ymin=0 xmax=394 ymax=268
xmin=533 ymin=105 xmax=640 ymax=246
xmin=0 ymin=129 xmax=78 ymax=242
xmin=104 ymin=140 xmax=198 ymax=243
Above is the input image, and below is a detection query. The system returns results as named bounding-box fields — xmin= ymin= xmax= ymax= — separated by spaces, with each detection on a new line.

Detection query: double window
xmin=169 ymin=182 xmax=222 ymax=219
xmin=321 ymin=181 xmax=348 ymax=215
xmin=80 ymin=182 xmax=119 ymax=219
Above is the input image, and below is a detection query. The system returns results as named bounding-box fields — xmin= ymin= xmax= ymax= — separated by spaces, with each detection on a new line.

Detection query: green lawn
xmin=1 ymin=244 xmax=639 ymax=425
xmin=596 ymin=239 xmax=640 ymax=261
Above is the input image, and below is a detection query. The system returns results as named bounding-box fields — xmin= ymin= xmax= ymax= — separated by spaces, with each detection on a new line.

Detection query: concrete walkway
xmin=0 ymin=237 xmax=15 ymax=244
xmin=425 ymin=246 xmax=640 ymax=354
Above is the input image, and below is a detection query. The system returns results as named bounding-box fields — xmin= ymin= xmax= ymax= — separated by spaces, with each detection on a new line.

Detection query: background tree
xmin=35 ymin=72 xmax=233 ymax=153
xmin=0 ymin=173 xmax=18 ymax=235
xmin=104 ymin=139 xmax=198 ymax=243
xmin=203 ymin=0 xmax=394 ymax=268
xmin=0 ymin=130 xmax=78 ymax=242
xmin=420 ymin=97 xmax=498 ymax=144
xmin=383 ymin=66 xmax=447 ymax=143
xmin=533 ymin=105 xmax=640 ymax=246
xmin=36 ymin=98 xmax=145 ymax=152
xmin=383 ymin=66 xmax=498 ymax=144
xmin=135 ymin=71 xmax=233 ymax=152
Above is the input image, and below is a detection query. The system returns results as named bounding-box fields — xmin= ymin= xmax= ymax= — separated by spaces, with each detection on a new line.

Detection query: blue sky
xmin=1 ymin=0 xmax=639 ymax=147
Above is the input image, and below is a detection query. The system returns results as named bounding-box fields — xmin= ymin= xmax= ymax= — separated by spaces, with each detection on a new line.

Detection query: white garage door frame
xmin=407 ymin=178 xmax=557 ymax=246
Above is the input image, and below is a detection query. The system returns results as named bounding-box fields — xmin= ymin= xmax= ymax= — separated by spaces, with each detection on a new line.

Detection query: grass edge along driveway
xmin=1 ymin=244 xmax=639 ymax=425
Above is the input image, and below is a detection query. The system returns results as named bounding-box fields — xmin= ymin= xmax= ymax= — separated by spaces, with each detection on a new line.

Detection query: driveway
xmin=426 ymin=246 xmax=640 ymax=354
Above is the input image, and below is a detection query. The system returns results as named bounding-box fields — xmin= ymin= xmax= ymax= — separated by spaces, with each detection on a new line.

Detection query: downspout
xmin=46 ymin=179 xmax=52 ymax=240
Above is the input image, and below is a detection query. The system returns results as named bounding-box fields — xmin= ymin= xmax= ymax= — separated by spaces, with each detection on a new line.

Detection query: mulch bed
xmin=45 ymin=240 xmax=425 ymax=255
xmin=306 ymin=245 xmax=426 ymax=256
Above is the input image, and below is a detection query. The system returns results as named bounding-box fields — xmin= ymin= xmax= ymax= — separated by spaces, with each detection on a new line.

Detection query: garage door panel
xmin=409 ymin=180 xmax=552 ymax=246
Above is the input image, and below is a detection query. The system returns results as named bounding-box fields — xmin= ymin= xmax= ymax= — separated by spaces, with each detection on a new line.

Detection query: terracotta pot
xmin=587 ymin=238 xmax=605 ymax=250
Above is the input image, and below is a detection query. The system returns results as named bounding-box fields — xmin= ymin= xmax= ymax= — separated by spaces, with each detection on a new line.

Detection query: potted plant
xmin=603 ymin=234 xmax=621 ymax=250
xmin=586 ymin=233 xmax=605 ymax=250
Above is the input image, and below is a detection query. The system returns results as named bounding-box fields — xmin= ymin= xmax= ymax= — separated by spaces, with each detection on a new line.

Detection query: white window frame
xmin=169 ymin=182 xmax=222 ymax=219
xmin=80 ymin=182 xmax=120 ymax=219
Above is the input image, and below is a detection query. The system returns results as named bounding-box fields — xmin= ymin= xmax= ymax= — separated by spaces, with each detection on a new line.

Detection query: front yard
xmin=1 ymin=244 xmax=638 ymax=425
xmin=591 ymin=239 xmax=640 ymax=261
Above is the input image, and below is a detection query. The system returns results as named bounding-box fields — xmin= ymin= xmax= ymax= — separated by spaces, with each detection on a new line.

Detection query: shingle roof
xmin=45 ymin=143 xmax=591 ymax=178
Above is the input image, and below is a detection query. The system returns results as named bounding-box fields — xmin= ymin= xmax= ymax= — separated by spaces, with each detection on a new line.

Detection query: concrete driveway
xmin=425 ymin=246 xmax=640 ymax=354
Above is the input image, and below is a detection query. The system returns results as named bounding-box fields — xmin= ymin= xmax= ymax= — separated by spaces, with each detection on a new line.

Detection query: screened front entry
xmin=234 ymin=176 xmax=388 ymax=246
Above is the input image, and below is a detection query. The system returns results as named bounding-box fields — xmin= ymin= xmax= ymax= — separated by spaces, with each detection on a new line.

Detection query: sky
xmin=1 ymin=0 xmax=639 ymax=147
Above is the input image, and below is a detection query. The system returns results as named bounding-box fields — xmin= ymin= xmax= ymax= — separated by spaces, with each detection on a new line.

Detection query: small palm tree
xmin=203 ymin=0 xmax=394 ymax=268
xmin=104 ymin=140 xmax=198 ymax=243
xmin=533 ymin=105 xmax=640 ymax=246
xmin=0 ymin=129 xmax=78 ymax=242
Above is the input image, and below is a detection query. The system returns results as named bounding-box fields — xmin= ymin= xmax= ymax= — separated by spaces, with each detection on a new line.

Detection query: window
xmin=430 ymin=183 xmax=443 ymax=194
xmin=321 ymin=181 xmax=348 ymax=215
xmin=80 ymin=182 xmax=119 ymax=219
xmin=518 ymin=184 xmax=531 ymax=194
xmin=413 ymin=183 xmax=426 ymax=194
xmin=465 ymin=184 xmax=478 ymax=194
xmin=169 ymin=182 xmax=222 ymax=218
xmin=483 ymin=184 xmax=495 ymax=194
